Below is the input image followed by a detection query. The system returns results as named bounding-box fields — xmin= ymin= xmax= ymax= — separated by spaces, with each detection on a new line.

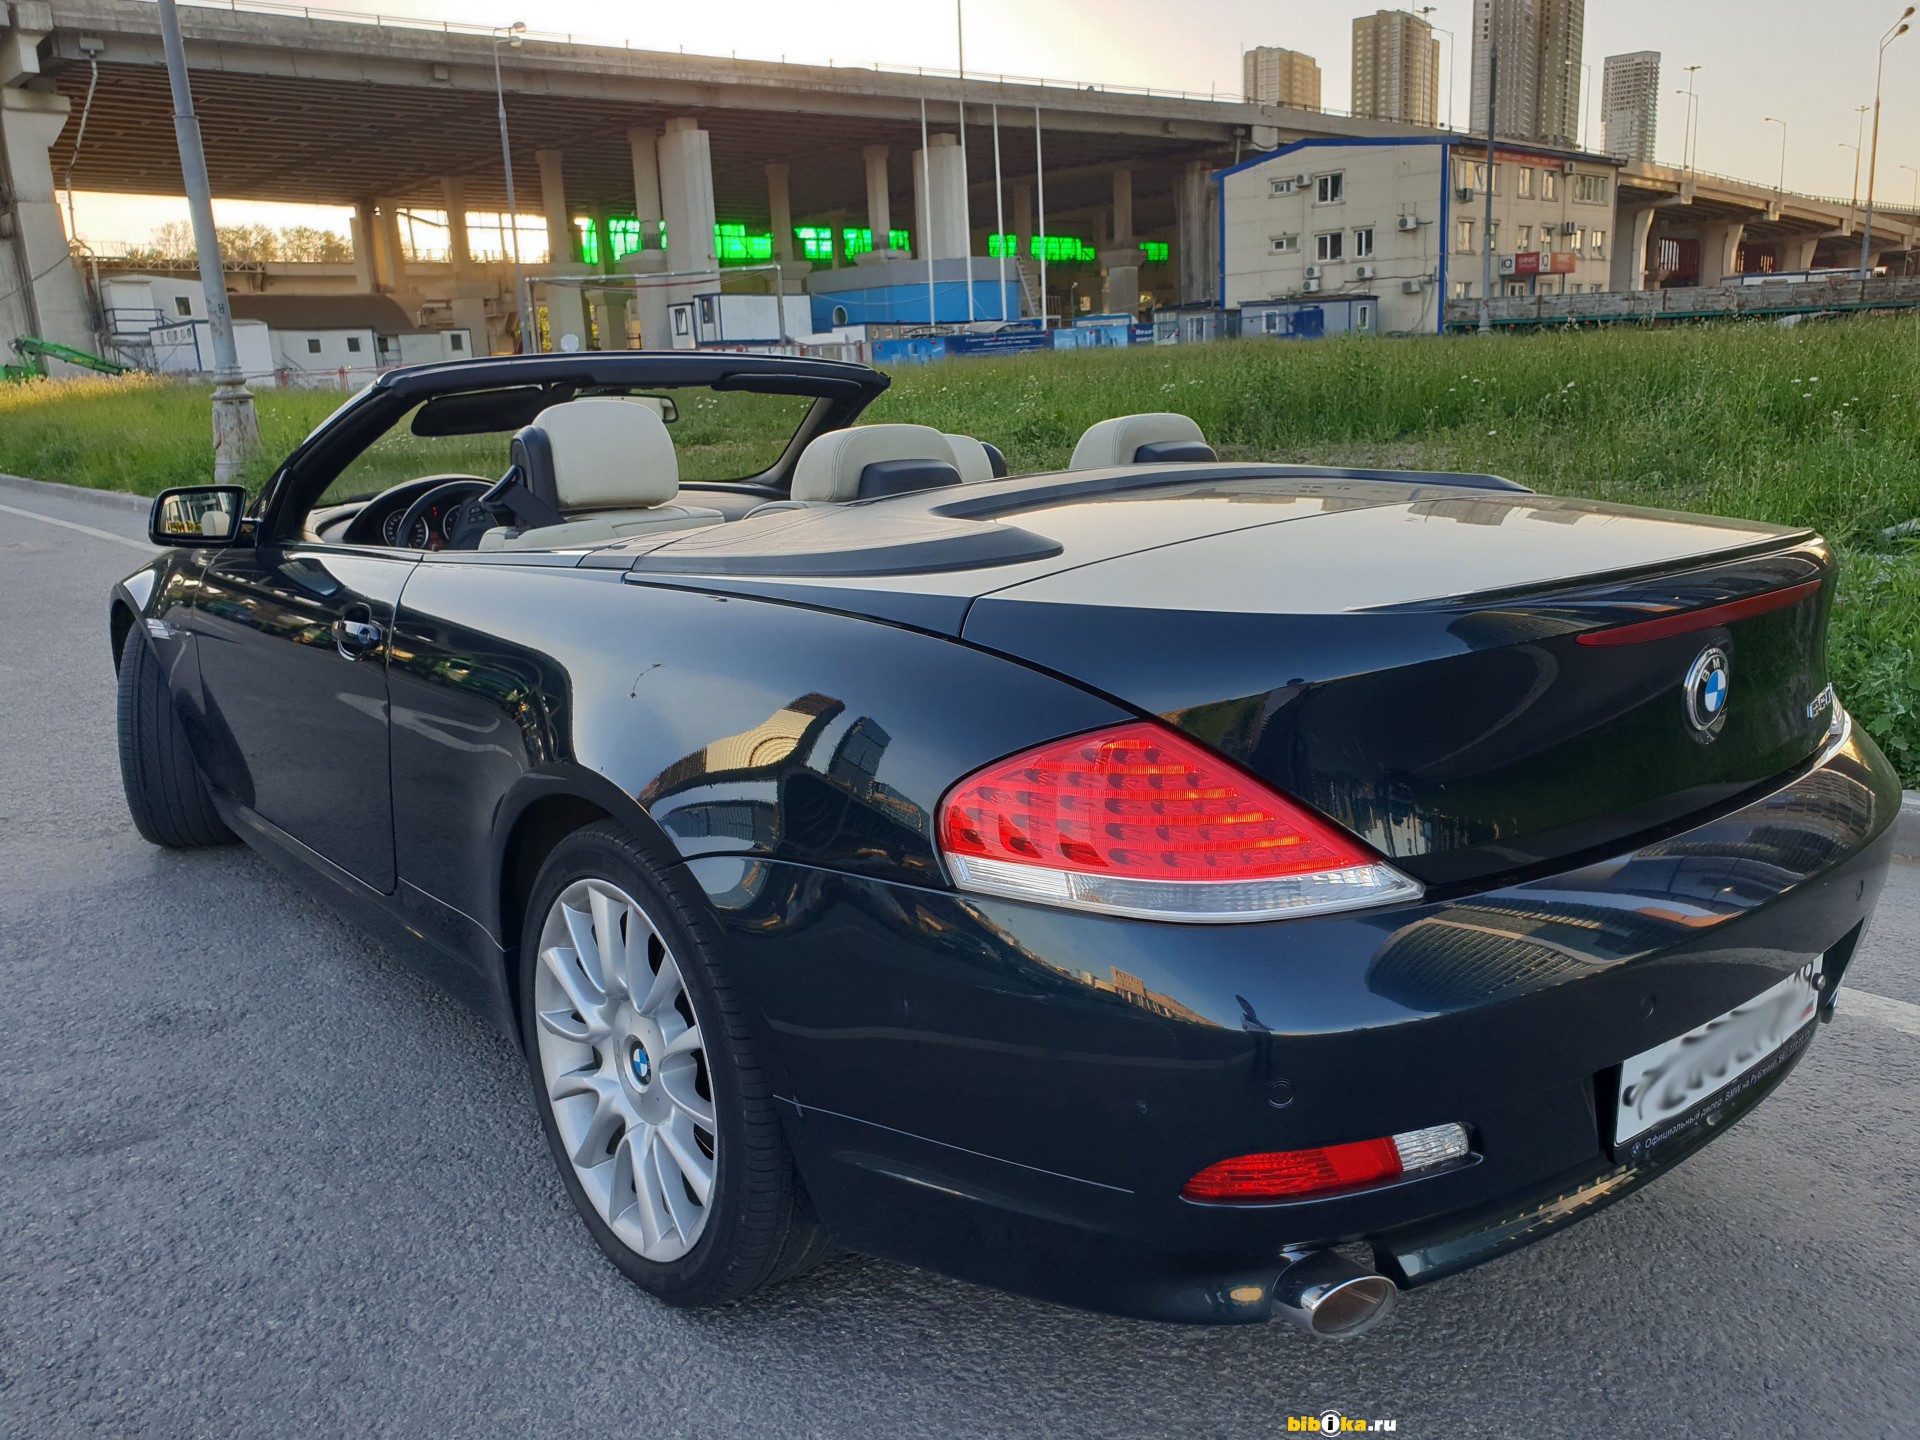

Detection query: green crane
xmin=3 ymin=335 xmax=134 ymax=382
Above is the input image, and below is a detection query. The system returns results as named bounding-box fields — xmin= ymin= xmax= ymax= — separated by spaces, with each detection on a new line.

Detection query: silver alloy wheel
xmin=532 ymin=877 xmax=718 ymax=1262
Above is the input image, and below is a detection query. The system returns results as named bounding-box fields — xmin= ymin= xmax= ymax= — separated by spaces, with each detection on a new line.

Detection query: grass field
xmin=4 ymin=317 xmax=1917 ymax=781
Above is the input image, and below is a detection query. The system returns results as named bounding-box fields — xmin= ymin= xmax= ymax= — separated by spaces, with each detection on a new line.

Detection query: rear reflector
xmin=1182 ymin=1124 xmax=1471 ymax=1203
xmin=1574 ymin=580 xmax=1822 ymax=647
xmin=938 ymin=722 xmax=1422 ymax=923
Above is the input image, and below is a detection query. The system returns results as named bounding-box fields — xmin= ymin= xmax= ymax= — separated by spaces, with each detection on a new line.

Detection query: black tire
xmin=519 ymin=820 xmax=831 ymax=1306
xmin=116 ymin=626 xmax=234 ymax=849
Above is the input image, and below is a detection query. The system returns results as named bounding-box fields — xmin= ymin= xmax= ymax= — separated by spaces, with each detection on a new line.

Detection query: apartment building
xmin=1601 ymin=51 xmax=1660 ymax=163
xmin=1353 ymin=10 xmax=1443 ymax=127
xmin=1242 ymin=45 xmax=1324 ymax=110
xmin=1469 ymin=0 xmax=1586 ymax=147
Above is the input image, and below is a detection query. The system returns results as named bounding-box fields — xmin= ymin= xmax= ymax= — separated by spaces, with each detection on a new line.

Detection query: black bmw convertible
xmin=111 ymin=353 xmax=1899 ymax=1337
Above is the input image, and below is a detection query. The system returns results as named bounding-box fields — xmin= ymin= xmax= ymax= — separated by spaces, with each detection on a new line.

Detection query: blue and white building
xmin=1217 ymin=136 xmax=1621 ymax=336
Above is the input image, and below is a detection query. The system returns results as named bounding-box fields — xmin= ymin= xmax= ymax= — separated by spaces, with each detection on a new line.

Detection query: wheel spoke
xmin=652 ymin=1132 xmax=701 ymax=1241
xmin=629 ymin=1127 xmax=671 ymax=1251
xmin=636 ymin=949 xmax=683 ymax=1020
xmin=588 ymin=885 xmax=627 ymax=999
xmin=658 ymin=1022 xmax=702 ymax=1061
xmin=535 ymin=1005 xmax=595 ymax=1044
xmin=657 ymin=1113 xmax=715 ymax=1204
xmin=539 ymin=941 xmax=606 ymax=1026
xmin=659 ymin=1068 xmax=716 ymax=1132
xmin=560 ymin=902 xmax=607 ymax=995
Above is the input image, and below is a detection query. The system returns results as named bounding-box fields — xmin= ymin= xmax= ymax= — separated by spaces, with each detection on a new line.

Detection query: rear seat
xmin=747 ymin=424 xmax=966 ymax=515
xmin=1068 ymin=413 xmax=1217 ymax=469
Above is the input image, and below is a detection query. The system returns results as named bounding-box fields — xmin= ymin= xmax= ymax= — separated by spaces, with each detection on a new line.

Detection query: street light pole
xmin=1764 ymin=116 xmax=1787 ymax=197
xmin=156 ymin=0 xmax=259 ymax=484
xmin=1415 ymin=8 xmax=1454 ymax=130
xmin=492 ymin=23 xmax=533 ymax=350
xmin=1901 ymin=163 xmax=1920 ymax=212
xmin=1859 ymin=6 xmax=1914 ymax=278
xmin=1479 ymin=41 xmax=1496 ymax=334
xmin=1680 ymin=65 xmax=1700 ymax=175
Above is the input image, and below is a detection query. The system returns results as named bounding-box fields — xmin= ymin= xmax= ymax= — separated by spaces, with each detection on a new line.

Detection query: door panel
xmin=192 ymin=546 xmax=414 ymax=892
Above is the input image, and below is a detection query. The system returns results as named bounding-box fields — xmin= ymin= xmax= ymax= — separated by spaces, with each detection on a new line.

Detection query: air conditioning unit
xmin=1401 ymin=278 xmax=1425 ymax=294
xmin=1562 ymin=160 xmax=1578 ymax=174
xmin=1301 ymin=278 xmax=1322 ymax=294
xmin=1456 ymin=186 xmax=1477 ymax=201
xmin=1304 ymin=264 xmax=1322 ymax=279
xmin=1561 ymin=220 xmax=1580 ymax=235
xmin=1355 ymin=265 xmax=1377 ymax=280
xmin=1296 ymin=174 xmax=1310 ymax=186
xmin=1396 ymin=214 xmax=1421 ymax=232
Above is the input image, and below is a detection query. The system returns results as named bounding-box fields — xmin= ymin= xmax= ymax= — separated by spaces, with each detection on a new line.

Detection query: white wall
xmin=269 ymin=326 xmax=380 ymax=375
xmin=101 ymin=274 xmax=210 ymax=336
xmin=1222 ymin=141 xmax=1620 ymax=337
xmin=146 ymin=318 xmax=276 ymax=382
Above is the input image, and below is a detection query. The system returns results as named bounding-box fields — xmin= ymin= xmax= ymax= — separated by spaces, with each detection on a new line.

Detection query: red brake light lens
xmin=938 ymin=722 xmax=1422 ymax=922
xmin=1182 ymin=1124 xmax=1471 ymax=1203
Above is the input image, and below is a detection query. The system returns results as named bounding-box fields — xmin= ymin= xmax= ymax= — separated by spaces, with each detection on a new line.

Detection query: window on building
xmin=1456 ymin=218 xmax=1474 ymax=252
xmin=1506 ymin=280 xmax=1528 ymax=296
xmin=1517 ymin=167 xmax=1534 ymax=198
xmin=306 ymin=337 xmax=322 ymax=355
xmin=1488 ymin=221 xmax=1501 ymax=249
xmin=1454 ymin=280 xmax=1473 ymax=298
xmin=173 ymin=295 xmax=192 ymax=317
xmin=1517 ymin=224 xmax=1533 ymax=248
xmin=1270 ymin=234 xmax=1299 ymax=253
xmin=1571 ymin=227 xmax=1585 ymax=253
xmin=1316 ymin=231 xmax=1344 ymax=262
xmin=1542 ymin=170 xmax=1558 ymax=201
xmin=1356 ymin=303 xmax=1372 ymax=332
xmin=449 ymin=333 xmax=465 ymax=352
xmin=346 ymin=336 xmax=363 ymax=354
xmin=1315 ymin=172 xmax=1344 ymax=204
xmin=1573 ymin=173 xmax=1610 ymax=204
xmin=1270 ymin=177 xmax=1299 ymax=196
xmin=1352 ymin=227 xmax=1375 ymax=259
xmin=1591 ymin=229 xmax=1608 ymax=257
xmin=1455 ymin=159 xmax=1499 ymax=193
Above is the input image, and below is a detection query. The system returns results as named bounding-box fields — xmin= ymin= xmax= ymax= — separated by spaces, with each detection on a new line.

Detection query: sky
xmin=71 ymin=0 xmax=1920 ymax=251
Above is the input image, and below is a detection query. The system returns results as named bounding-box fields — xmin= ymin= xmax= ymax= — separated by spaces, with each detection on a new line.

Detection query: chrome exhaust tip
xmin=1274 ymin=1248 xmax=1399 ymax=1338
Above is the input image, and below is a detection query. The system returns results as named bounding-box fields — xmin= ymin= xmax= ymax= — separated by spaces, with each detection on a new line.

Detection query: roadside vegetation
xmin=4 ymin=316 xmax=1916 ymax=778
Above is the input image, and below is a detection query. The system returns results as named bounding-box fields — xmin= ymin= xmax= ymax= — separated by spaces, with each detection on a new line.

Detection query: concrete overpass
xmin=2 ymin=0 xmax=1427 ymax=358
xmin=1611 ymin=160 xmax=1920 ymax=290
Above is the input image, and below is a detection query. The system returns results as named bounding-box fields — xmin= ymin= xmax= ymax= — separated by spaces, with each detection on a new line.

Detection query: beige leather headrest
xmin=1068 ymin=412 xmax=1209 ymax=470
xmin=792 ymin=424 xmax=958 ymax=503
xmin=538 ymin=398 xmax=679 ymax=510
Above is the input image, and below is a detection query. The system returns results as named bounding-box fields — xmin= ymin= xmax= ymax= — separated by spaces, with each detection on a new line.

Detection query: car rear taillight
xmin=1182 ymin=1124 xmax=1471 ymax=1203
xmin=937 ymin=721 xmax=1422 ymax=922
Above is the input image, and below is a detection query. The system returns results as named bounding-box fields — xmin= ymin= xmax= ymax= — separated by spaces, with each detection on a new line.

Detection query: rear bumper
xmin=687 ymin=719 xmax=1901 ymax=1324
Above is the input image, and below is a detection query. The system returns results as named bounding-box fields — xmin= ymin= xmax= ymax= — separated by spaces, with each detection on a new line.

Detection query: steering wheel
xmin=394 ymin=479 xmax=495 ymax=552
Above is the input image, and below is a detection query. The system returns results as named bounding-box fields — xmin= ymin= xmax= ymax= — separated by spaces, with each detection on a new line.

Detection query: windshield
xmin=316 ymin=386 xmax=819 ymax=507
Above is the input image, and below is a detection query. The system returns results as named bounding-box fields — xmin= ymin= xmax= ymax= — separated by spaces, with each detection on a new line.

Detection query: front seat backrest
xmin=514 ymin=396 xmax=680 ymax=512
xmin=1068 ymin=412 xmax=1217 ymax=470
xmin=943 ymin=433 xmax=1007 ymax=483
xmin=791 ymin=423 xmax=963 ymax=503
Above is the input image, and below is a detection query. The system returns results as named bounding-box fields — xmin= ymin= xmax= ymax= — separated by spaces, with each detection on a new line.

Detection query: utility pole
xmin=157 ymin=0 xmax=259 ymax=484
xmin=1859 ymin=7 xmax=1914 ymax=279
xmin=1479 ymin=42 xmax=1496 ymax=334
xmin=493 ymin=24 xmax=534 ymax=349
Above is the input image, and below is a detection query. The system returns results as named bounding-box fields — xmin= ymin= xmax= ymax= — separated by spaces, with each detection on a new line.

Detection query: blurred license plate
xmin=1614 ymin=960 xmax=1822 ymax=1147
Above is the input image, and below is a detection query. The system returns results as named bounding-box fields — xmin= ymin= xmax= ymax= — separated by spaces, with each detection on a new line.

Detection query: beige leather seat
xmin=1067 ymin=413 xmax=1217 ymax=470
xmin=479 ymin=397 xmax=722 ymax=551
xmin=746 ymin=424 xmax=965 ymax=515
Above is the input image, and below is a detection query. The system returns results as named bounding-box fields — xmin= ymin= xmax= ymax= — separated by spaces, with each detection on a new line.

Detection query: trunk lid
xmin=958 ymin=480 xmax=1835 ymax=890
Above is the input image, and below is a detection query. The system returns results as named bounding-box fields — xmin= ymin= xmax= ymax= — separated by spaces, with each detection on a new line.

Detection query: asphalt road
xmin=4 ymin=475 xmax=1919 ymax=1440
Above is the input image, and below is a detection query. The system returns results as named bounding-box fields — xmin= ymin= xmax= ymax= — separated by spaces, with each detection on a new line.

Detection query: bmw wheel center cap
xmin=629 ymin=1040 xmax=653 ymax=1086
xmin=1684 ymin=646 xmax=1731 ymax=740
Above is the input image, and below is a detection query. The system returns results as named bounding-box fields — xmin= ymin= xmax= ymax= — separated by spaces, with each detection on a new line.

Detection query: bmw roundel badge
xmin=1684 ymin=646 xmax=1731 ymax=740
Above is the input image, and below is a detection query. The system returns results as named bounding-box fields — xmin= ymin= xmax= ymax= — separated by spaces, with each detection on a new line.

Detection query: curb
xmin=1900 ymin=792 xmax=1920 ymax=863
xmin=0 ymin=472 xmax=151 ymax=516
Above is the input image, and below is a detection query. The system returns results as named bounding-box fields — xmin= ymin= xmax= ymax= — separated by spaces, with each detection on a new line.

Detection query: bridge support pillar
xmin=350 ymin=201 xmax=378 ymax=291
xmin=1100 ymin=250 xmax=1141 ymax=317
xmin=1174 ymin=159 xmax=1219 ymax=306
xmin=441 ymin=178 xmax=473 ymax=275
xmin=863 ymin=145 xmax=893 ymax=259
xmin=912 ymin=134 xmax=969 ymax=261
xmin=534 ymin=148 xmax=588 ymax=351
xmin=1699 ymin=220 xmax=1745 ymax=285
xmin=657 ymin=118 xmax=720 ymax=320
xmin=0 ymin=84 xmax=94 ymax=367
xmin=375 ymin=200 xmax=407 ymax=289
xmin=1612 ymin=205 xmax=1656 ymax=292
xmin=1784 ymin=236 xmax=1820 ymax=271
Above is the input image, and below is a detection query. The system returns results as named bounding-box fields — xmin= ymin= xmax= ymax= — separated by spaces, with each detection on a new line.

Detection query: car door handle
xmin=333 ymin=618 xmax=383 ymax=659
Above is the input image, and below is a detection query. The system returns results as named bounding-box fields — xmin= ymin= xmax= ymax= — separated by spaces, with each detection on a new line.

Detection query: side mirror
xmin=150 ymin=486 xmax=248 ymax=547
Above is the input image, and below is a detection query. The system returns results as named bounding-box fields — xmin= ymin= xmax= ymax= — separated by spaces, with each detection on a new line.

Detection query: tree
xmin=122 ymin=219 xmax=353 ymax=265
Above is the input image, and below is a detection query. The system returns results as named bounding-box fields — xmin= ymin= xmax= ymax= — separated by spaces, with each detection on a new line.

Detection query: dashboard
xmin=307 ymin=475 xmax=495 ymax=549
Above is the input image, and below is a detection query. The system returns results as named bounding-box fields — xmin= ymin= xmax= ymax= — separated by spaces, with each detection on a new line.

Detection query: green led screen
xmin=577 ymin=218 xmax=911 ymax=267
